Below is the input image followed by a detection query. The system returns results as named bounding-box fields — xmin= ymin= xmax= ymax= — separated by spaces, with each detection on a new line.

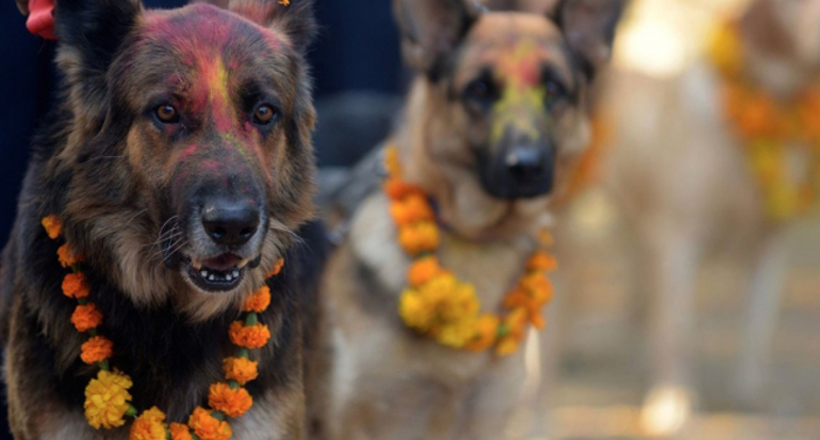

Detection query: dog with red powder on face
xmin=1 ymin=0 xmax=324 ymax=439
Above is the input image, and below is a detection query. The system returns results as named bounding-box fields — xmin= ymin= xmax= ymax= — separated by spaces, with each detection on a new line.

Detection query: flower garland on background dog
xmin=383 ymin=147 xmax=557 ymax=356
xmin=42 ymin=215 xmax=285 ymax=440
xmin=709 ymin=20 xmax=820 ymax=220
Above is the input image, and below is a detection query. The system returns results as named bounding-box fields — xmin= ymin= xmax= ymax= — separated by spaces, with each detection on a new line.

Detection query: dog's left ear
xmin=552 ymin=0 xmax=626 ymax=79
xmin=228 ymin=0 xmax=316 ymax=51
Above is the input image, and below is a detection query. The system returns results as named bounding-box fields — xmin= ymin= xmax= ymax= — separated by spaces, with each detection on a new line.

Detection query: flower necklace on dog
xmin=709 ymin=20 xmax=820 ymax=220
xmin=42 ymin=215 xmax=285 ymax=440
xmin=382 ymin=147 xmax=557 ymax=356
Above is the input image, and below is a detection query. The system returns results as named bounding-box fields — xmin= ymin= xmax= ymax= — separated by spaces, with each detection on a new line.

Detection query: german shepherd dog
xmin=601 ymin=0 xmax=820 ymax=432
xmin=0 ymin=0 xmax=321 ymax=438
xmin=317 ymin=1 xmax=625 ymax=439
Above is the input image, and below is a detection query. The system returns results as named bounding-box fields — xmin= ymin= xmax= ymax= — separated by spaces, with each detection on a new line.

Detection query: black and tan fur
xmin=1 ymin=1 xmax=323 ymax=439
xmin=316 ymin=1 xmax=625 ymax=439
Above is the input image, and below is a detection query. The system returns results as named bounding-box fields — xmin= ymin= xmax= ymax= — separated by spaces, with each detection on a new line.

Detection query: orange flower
xmin=62 ymin=272 xmax=90 ymax=299
xmin=266 ymin=258 xmax=285 ymax=278
xmin=170 ymin=423 xmax=194 ymax=440
xmin=57 ymin=243 xmax=83 ymax=267
xmin=188 ymin=407 xmax=232 ymax=440
xmin=495 ymin=336 xmax=521 ymax=356
xmin=41 ymin=215 xmax=62 ymax=239
xmin=398 ymin=222 xmax=440 ymax=255
xmin=278 ymin=0 xmax=290 ymax=5
xmin=243 ymin=286 xmax=271 ymax=313
xmin=383 ymin=178 xmax=423 ymax=200
xmin=223 ymin=357 xmax=259 ymax=385
xmin=208 ymin=383 xmax=253 ymax=418
xmin=130 ymin=407 xmax=167 ymax=440
xmin=465 ymin=315 xmax=500 ymax=352
xmin=71 ymin=304 xmax=103 ymax=332
xmin=81 ymin=336 xmax=114 ymax=364
xmin=526 ymin=251 xmax=557 ymax=272
xmin=520 ymin=272 xmax=553 ymax=303
xmin=407 ymin=257 xmax=442 ymax=287
xmin=503 ymin=308 xmax=529 ymax=341
xmin=384 ymin=146 xmax=402 ymax=178
xmin=229 ymin=321 xmax=271 ymax=349
xmin=390 ymin=193 xmax=434 ymax=226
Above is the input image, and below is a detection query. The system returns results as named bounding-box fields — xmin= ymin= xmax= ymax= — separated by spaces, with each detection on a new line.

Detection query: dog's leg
xmin=734 ymin=228 xmax=787 ymax=406
xmin=638 ymin=225 xmax=700 ymax=438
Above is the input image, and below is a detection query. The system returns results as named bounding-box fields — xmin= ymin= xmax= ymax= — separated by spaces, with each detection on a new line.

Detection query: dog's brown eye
xmin=254 ymin=104 xmax=276 ymax=125
xmin=155 ymin=104 xmax=179 ymax=123
xmin=544 ymin=80 xmax=566 ymax=99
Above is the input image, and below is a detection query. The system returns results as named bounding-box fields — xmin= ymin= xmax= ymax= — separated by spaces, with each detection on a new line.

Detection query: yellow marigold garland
xmin=384 ymin=147 xmax=557 ymax=356
xmin=709 ymin=20 xmax=820 ymax=220
xmin=43 ymin=216 xmax=283 ymax=439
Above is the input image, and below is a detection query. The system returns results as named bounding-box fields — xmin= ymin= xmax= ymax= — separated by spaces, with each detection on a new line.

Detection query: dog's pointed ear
xmin=393 ymin=0 xmax=481 ymax=78
xmin=228 ymin=0 xmax=316 ymax=51
xmin=552 ymin=0 xmax=626 ymax=79
xmin=55 ymin=0 xmax=142 ymax=127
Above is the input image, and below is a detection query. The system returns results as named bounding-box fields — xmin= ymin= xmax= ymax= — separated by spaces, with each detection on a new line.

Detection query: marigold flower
xmin=407 ymin=257 xmax=442 ymax=287
xmin=383 ymin=178 xmax=423 ymax=200
xmin=208 ymin=383 xmax=253 ymax=418
xmin=243 ymin=286 xmax=271 ymax=313
xmin=130 ymin=407 xmax=167 ymax=440
xmin=434 ymin=317 xmax=479 ymax=349
xmin=72 ymin=303 xmax=103 ymax=332
xmin=384 ymin=146 xmax=402 ymax=178
xmin=229 ymin=321 xmax=271 ymax=349
xmin=390 ymin=194 xmax=434 ymax=226
xmin=81 ymin=336 xmax=114 ymax=364
xmin=465 ymin=315 xmax=500 ymax=352
xmin=526 ymin=251 xmax=557 ymax=272
xmin=223 ymin=357 xmax=259 ymax=385
xmin=170 ymin=423 xmax=194 ymax=440
xmin=398 ymin=221 xmax=440 ymax=255
xmin=495 ymin=335 xmax=521 ymax=357
xmin=188 ymin=407 xmax=232 ymax=440
xmin=520 ymin=272 xmax=553 ymax=304
xmin=58 ymin=243 xmax=83 ymax=267
xmin=398 ymin=290 xmax=433 ymax=332
xmin=503 ymin=308 xmax=529 ymax=341
xmin=84 ymin=369 xmax=133 ymax=429
xmin=266 ymin=258 xmax=285 ymax=278
xmin=42 ymin=215 xmax=62 ymax=239
xmin=62 ymin=272 xmax=90 ymax=299
xmin=278 ymin=0 xmax=290 ymax=6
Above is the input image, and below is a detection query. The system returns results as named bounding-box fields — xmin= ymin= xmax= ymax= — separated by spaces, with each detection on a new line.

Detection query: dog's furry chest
xmin=329 ymin=193 xmax=535 ymax=382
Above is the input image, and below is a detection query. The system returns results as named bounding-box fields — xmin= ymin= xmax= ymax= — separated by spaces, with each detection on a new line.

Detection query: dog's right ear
xmin=55 ymin=0 xmax=142 ymax=126
xmin=393 ymin=0 xmax=481 ymax=79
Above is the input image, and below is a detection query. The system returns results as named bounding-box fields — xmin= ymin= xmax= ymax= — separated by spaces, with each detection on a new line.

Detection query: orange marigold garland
xmin=384 ymin=147 xmax=557 ymax=356
xmin=43 ymin=216 xmax=282 ymax=439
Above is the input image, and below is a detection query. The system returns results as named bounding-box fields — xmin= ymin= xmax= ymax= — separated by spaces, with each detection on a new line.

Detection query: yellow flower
xmin=465 ymin=315 xmax=500 ymax=352
xmin=434 ymin=317 xmax=479 ymax=348
xmin=398 ymin=290 xmax=433 ymax=332
xmin=208 ymin=383 xmax=253 ymax=417
xmin=41 ymin=215 xmax=62 ymax=239
xmin=84 ymin=369 xmax=133 ymax=429
xmin=188 ymin=407 xmax=232 ymax=440
xmin=223 ymin=357 xmax=259 ymax=386
xmin=495 ymin=336 xmax=521 ymax=357
xmin=130 ymin=407 xmax=167 ymax=440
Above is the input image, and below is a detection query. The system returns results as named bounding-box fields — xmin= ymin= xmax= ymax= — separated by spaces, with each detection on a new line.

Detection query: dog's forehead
xmin=140 ymin=4 xmax=286 ymax=60
xmin=466 ymin=12 xmax=562 ymax=47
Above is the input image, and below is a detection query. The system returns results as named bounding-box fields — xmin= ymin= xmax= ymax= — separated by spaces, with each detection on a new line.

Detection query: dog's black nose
xmin=201 ymin=199 xmax=260 ymax=246
xmin=505 ymin=145 xmax=549 ymax=185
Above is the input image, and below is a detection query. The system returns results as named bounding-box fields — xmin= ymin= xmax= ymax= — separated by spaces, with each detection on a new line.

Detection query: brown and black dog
xmin=0 ymin=0 xmax=323 ymax=439
xmin=317 ymin=1 xmax=625 ymax=439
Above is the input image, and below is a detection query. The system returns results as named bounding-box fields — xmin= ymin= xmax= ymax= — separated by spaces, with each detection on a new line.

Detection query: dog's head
xmin=55 ymin=0 xmax=316 ymax=318
xmin=744 ymin=0 xmax=820 ymax=72
xmin=393 ymin=0 xmax=623 ymax=238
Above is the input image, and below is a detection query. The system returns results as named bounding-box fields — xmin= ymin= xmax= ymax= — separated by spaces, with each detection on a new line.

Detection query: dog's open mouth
xmin=185 ymin=253 xmax=250 ymax=292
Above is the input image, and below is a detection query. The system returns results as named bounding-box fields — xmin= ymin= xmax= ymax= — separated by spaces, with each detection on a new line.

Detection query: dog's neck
xmin=739 ymin=0 xmax=817 ymax=99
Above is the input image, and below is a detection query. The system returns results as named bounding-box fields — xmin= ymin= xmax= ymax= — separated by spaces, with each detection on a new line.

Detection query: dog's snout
xmin=505 ymin=145 xmax=549 ymax=185
xmin=201 ymin=199 xmax=260 ymax=246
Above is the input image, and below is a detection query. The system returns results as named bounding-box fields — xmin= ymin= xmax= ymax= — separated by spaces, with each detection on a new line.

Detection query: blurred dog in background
xmin=315 ymin=0 xmax=625 ymax=439
xmin=601 ymin=0 xmax=820 ymax=434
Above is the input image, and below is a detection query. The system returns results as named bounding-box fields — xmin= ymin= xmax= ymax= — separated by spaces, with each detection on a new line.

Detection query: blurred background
xmin=3 ymin=0 xmax=820 ymax=439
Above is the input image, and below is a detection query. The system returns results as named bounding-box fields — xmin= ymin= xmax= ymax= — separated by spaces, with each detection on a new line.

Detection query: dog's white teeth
xmin=225 ymin=274 xmax=233 ymax=281
xmin=208 ymin=274 xmax=215 ymax=281
xmin=200 ymin=270 xmax=208 ymax=277
xmin=233 ymin=270 xmax=240 ymax=277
